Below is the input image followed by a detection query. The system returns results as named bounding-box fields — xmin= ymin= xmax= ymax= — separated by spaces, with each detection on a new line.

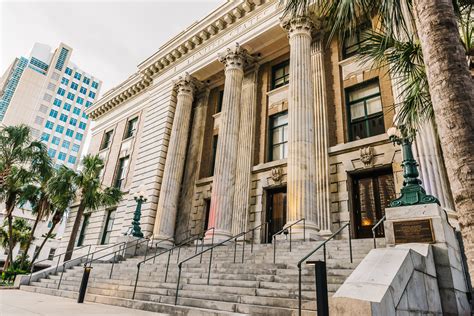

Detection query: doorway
xmin=352 ymin=169 xmax=396 ymax=238
xmin=266 ymin=187 xmax=287 ymax=243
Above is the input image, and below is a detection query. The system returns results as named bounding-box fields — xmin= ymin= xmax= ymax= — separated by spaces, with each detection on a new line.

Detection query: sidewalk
xmin=0 ymin=290 xmax=168 ymax=316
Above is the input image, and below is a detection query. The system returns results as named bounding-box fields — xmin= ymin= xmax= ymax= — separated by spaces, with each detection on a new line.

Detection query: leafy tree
xmin=63 ymin=155 xmax=122 ymax=261
xmin=0 ymin=217 xmax=32 ymax=264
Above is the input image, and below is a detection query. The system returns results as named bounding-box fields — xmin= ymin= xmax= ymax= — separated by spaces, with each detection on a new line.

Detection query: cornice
xmin=88 ymin=0 xmax=268 ymax=120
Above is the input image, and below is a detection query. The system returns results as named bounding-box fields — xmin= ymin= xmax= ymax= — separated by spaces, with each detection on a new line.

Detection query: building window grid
xmin=101 ymin=209 xmax=116 ymax=245
xmin=123 ymin=117 xmax=138 ymax=139
xmin=271 ymin=60 xmax=290 ymax=90
xmin=342 ymin=22 xmax=372 ymax=59
xmin=114 ymin=156 xmax=129 ymax=189
xmin=100 ymin=130 xmax=114 ymax=150
xmin=268 ymin=111 xmax=289 ymax=161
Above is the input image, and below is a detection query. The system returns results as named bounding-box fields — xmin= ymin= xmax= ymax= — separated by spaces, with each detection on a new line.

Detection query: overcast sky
xmin=0 ymin=0 xmax=223 ymax=94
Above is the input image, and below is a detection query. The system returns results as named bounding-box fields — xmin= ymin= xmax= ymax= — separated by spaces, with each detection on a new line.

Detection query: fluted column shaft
xmin=208 ymin=44 xmax=252 ymax=241
xmin=231 ymin=66 xmax=259 ymax=235
xmin=311 ymin=38 xmax=331 ymax=235
xmin=153 ymin=74 xmax=197 ymax=242
xmin=283 ymin=16 xmax=318 ymax=235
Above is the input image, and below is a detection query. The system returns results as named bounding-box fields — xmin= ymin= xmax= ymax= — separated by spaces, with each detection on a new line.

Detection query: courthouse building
xmin=62 ymin=0 xmax=455 ymax=249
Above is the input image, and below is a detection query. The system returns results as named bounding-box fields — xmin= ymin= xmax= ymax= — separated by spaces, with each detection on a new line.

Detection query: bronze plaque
xmin=393 ymin=219 xmax=434 ymax=244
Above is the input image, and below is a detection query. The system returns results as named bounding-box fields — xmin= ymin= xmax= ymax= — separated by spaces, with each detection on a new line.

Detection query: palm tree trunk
xmin=31 ymin=220 xmax=57 ymax=264
xmin=413 ymin=0 xmax=474 ymax=282
xmin=63 ymin=201 xmax=85 ymax=262
xmin=20 ymin=211 xmax=40 ymax=266
xmin=3 ymin=199 xmax=15 ymax=271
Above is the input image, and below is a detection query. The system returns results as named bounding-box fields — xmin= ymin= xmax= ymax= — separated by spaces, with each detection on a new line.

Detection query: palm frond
xmin=280 ymin=0 xmax=311 ymax=18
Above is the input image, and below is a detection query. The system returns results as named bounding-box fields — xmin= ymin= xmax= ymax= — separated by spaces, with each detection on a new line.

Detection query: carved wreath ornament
xmin=360 ymin=146 xmax=374 ymax=167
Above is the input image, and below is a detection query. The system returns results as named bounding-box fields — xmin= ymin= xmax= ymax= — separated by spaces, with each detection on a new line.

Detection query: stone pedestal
xmin=384 ymin=204 xmax=471 ymax=315
xmin=153 ymin=74 xmax=199 ymax=244
xmin=281 ymin=16 xmax=319 ymax=236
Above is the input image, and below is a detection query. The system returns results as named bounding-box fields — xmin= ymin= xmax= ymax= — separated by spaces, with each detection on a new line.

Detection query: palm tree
xmin=0 ymin=217 xmax=32 ymax=264
xmin=0 ymin=125 xmax=43 ymax=270
xmin=63 ymin=155 xmax=122 ymax=261
xmin=31 ymin=166 xmax=77 ymax=264
xmin=17 ymin=146 xmax=53 ymax=266
xmin=282 ymin=0 xmax=474 ymax=282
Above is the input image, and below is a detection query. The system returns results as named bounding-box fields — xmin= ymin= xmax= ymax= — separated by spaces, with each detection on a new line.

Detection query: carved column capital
xmin=218 ymin=43 xmax=255 ymax=72
xmin=281 ymin=15 xmax=319 ymax=38
xmin=173 ymin=72 xmax=202 ymax=97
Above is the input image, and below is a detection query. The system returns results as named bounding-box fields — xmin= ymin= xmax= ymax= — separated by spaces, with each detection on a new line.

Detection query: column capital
xmin=218 ymin=43 xmax=255 ymax=71
xmin=173 ymin=72 xmax=202 ymax=96
xmin=281 ymin=15 xmax=319 ymax=38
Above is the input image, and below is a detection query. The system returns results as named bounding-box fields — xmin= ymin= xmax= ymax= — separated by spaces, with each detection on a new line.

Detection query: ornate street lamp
xmin=131 ymin=187 xmax=147 ymax=238
xmin=387 ymin=125 xmax=440 ymax=207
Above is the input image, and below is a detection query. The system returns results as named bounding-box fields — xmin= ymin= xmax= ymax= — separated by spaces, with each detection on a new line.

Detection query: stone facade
xmin=60 ymin=1 xmax=455 ymax=252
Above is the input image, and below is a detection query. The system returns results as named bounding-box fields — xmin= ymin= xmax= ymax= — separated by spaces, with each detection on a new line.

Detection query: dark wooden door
xmin=353 ymin=171 xmax=395 ymax=238
xmin=266 ymin=187 xmax=287 ymax=242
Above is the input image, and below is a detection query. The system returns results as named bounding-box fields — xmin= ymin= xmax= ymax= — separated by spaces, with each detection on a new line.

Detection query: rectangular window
xmin=53 ymin=98 xmax=62 ymax=107
xmin=347 ymin=80 xmax=385 ymax=141
xmin=52 ymin=136 xmax=60 ymax=145
xmin=66 ymin=129 xmax=74 ymax=137
xmin=34 ymin=116 xmax=44 ymax=125
xmin=56 ymin=125 xmax=64 ymax=134
xmin=48 ymin=148 xmax=56 ymax=158
xmin=271 ymin=60 xmax=290 ymax=90
xmin=79 ymin=122 xmax=87 ymax=130
xmin=82 ymin=112 xmax=88 ymax=119
xmin=65 ymin=67 xmax=73 ymax=75
xmin=55 ymin=47 xmax=69 ymax=71
xmin=73 ymin=107 xmax=81 ymax=115
xmin=75 ymin=133 xmax=83 ymax=141
xmin=61 ymin=77 xmax=69 ymax=85
xmin=101 ymin=209 xmax=116 ymax=245
xmin=71 ymin=82 xmax=78 ymax=90
xmin=41 ymin=133 xmax=50 ymax=142
xmin=43 ymin=93 xmax=52 ymax=102
xmin=83 ymin=77 xmax=90 ymax=85
xmin=342 ymin=22 xmax=371 ymax=59
xmin=47 ymin=83 xmax=56 ymax=91
xmin=92 ymin=81 xmax=99 ymax=89
xmin=74 ymin=72 xmax=82 ymax=80
xmin=268 ymin=111 xmax=288 ymax=161
xmin=72 ymin=144 xmax=80 ymax=152
xmin=77 ymin=214 xmax=90 ymax=247
xmin=216 ymin=90 xmax=224 ymax=113
xmin=59 ymin=114 xmax=68 ymax=122
xmin=210 ymin=135 xmax=218 ymax=176
xmin=39 ymin=105 xmax=49 ymax=113
xmin=48 ymin=248 xmax=56 ymax=260
xmin=57 ymin=88 xmax=65 ymax=96
xmin=62 ymin=140 xmax=70 ymax=149
xmin=80 ymin=87 xmax=87 ymax=94
xmin=76 ymin=97 xmax=84 ymax=105
xmin=114 ymin=156 xmax=129 ymax=189
xmin=63 ymin=103 xmax=72 ymax=111
xmin=67 ymin=92 xmax=75 ymax=101
xmin=69 ymin=118 xmax=77 ymax=126
xmin=86 ymin=101 xmax=92 ymax=108
xmin=49 ymin=109 xmax=58 ymax=118
xmin=100 ymin=130 xmax=114 ymax=150
xmin=123 ymin=117 xmax=138 ymax=139
xmin=89 ymin=91 xmax=96 ymax=99
xmin=45 ymin=121 xmax=54 ymax=129
xmin=58 ymin=152 xmax=66 ymax=161
xmin=68 ymin=156 xmax=77 ymax=164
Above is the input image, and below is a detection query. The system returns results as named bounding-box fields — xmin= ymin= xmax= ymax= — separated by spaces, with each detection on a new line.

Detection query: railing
xmin=296 ymin=222 xmax=352 ymax=316
xmin=131 ymin=230 xmax=210 ymax=300
xmin=372 ymin=215 xmax=386 ymax=248
xmin=273 ymin=218 xmax=305 ymax=263
xmin=174 ymin=223 xmax=268 ymax=305
xmin=28 ymin=244 xmax=92 ymax=285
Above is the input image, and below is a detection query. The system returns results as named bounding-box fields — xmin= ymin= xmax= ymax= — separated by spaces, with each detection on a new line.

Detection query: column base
xmin=278 ymin=220 xmax=320 ymax=241
xmin=204 ymin=228 xmax=233 ymax=245
xmin=152 ymin=234 xmax=174 ymax=249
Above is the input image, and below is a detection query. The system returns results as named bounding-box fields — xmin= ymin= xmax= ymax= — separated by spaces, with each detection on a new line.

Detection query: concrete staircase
xmin=20 ymin=238 xmax=382 ymax=315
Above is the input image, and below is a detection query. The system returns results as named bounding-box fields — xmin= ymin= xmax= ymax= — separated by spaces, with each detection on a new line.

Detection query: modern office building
xmin=0 ymin=57 xmax=28 ymax=121
xmin=1 ymin=42 xmax=102 ymax=169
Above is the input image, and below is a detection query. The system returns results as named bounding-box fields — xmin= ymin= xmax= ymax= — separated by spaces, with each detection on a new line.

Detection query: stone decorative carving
xmin=360 ymin=146 xmax=374 ymax=167
xmin=271 ymin=167 xmax=283 ymax=183
xmin=218 ymin=43 xmax=255 ymax=71
xmin=280 ymin=15 xmax=314 ymax=37
xmin=173 ymin=72 xmax=203 ymax=96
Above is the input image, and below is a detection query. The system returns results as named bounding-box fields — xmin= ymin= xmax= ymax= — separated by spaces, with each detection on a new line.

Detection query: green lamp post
xmin=131 ymin=190 xmax=147 ymax=238
xmin=387 ymin=125 xmax=440 ymax=207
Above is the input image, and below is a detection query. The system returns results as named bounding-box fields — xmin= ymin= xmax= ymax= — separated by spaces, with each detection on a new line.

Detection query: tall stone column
xmin=231 ymin=65 xmax=259 ymax=236
xmin=175 ymin=88 xmax=210 ymax=242
xmin=282 ymin=16 xmax=319 ymax=236
xmin=153 ymin=73 xmax=199 ymax=242
xmin=208 ymin=43 xmax=254 ymax=241
xmin=311 ymin=37 xmax=332 ymax=235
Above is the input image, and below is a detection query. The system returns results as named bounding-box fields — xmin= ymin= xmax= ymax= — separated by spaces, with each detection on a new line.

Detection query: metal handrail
xmin=56 ymin=240 xmax=127 ymax=289
xmin=131 ymin=232 xmax=206 ymax=300
xmin=233 ymin=223 xmax=268 ymax=264
xmin=272 ymin=218 xmax=305 ymax=263
xmin=28 ymin=244 xmax=92 ymax=285
xmin=175 ymin=232 xmax=246 ymax=305
xmin=372 ymin=215 xmax=386 ymax=248
xmin=296 ymin=222 xmax=352 ymax=316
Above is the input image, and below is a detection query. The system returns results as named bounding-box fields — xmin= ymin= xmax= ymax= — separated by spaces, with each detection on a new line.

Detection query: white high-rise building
xmin=1 ymin=42 xmax=102 ymax=169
